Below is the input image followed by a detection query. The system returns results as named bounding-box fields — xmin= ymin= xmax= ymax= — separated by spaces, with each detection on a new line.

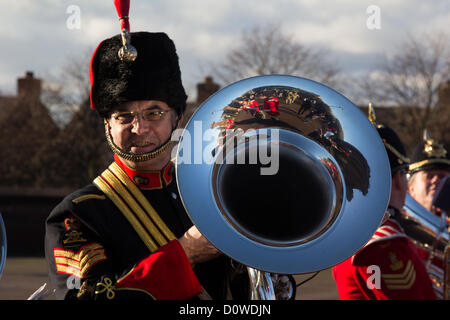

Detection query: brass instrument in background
xmin=0 ymin=213 xmax=6 ymax=279
xmin=401 ymin=194 xmax=450 ymax=300
xmin=175 ymin=75 xmax=392 ymax=299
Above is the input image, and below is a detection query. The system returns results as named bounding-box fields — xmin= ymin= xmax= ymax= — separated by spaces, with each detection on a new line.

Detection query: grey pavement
xmin=0 ymin=257 xmax=339 ymax=300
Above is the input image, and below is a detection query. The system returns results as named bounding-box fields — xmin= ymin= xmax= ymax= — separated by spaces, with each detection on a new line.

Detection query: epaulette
xmin=364 ymin=219 xmax=406 ymax=247
xmin=352 ymin=218 xmax=407 ymax=263
xmin=64 ymin=184 xmax=107 ymax=206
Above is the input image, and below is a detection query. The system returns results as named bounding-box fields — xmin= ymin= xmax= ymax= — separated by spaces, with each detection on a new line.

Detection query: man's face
xmin=408 ymin=169 xmax=450 ymax=212
xmin=107 ymin=100 xmax=177 ymax=166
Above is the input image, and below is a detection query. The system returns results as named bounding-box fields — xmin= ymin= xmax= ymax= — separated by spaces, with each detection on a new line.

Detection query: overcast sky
xmin=1 ymin=0 xmax=449 ymax=102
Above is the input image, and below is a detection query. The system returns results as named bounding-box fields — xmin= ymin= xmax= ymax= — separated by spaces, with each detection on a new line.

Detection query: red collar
xmin=114 ymin=154 xmax=174 ymax=190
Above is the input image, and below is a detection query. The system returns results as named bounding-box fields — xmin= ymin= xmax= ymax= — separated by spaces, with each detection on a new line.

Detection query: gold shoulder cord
xmin=108 ymin=162 xmax=176 ymax=241
xmin=93 ymin=163 xmax=176 ymax=253
xmin=95 ymin=163 xmax=212 ymax=301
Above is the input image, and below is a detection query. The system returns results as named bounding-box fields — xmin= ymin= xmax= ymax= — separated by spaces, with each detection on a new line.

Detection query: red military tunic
xmin=332 ymin=217 xmax=436 ymax=300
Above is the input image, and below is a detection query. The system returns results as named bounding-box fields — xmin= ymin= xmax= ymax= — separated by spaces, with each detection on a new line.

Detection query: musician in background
xmin=408 ymin=130 xmax=450 ymax=219
xmin=332 ymin=114 xmax=436 ymax=299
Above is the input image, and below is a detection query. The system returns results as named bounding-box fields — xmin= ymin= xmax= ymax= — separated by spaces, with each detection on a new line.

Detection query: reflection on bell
xmin=215 ymin=133 xmax=340 ymax=247
xmin=176 ymin=75 xmax=391 ymax=275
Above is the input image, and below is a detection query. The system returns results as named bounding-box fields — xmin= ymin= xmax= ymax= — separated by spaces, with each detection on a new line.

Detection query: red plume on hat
xmin=114 ymin=0 xmax=130 ymax=30
xmin=90 ymin=0 xmax=137 ymax=67
xmin=88 ymin=0 xmax=187 ymax=116
xmin=89 ymin=0 xmax=136 ymax=111
xmin=88 ymin=0 xmax=186 ymax=162
xmin=114 ymin=0 xmax=137 ymax=62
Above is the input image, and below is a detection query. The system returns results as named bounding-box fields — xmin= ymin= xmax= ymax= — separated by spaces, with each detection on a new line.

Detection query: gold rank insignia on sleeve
xmin=381 ymin=260 xmax=416 ymax=290
xmin=62 ymin=216 xmax=87 ymax=247
xmin=53 ymin=242 xmax=108 ymax=278
xmin=63 ymin=230 xmax=87 ymax=245
xmin=388 ymin=251 xmax=404 ymax=271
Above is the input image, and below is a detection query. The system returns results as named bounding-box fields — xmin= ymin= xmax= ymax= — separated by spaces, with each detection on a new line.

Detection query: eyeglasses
xmin=111 ymin=109 xmax=172 ymax=125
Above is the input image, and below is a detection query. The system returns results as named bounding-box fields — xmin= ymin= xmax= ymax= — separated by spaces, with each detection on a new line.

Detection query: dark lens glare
xmin=113 ymin=110 xmax=165 ymax=124
xmin=143 ymin=110 xmax=163 ymax=121
xmin=116 ymin=113 xmax=135 ymax=124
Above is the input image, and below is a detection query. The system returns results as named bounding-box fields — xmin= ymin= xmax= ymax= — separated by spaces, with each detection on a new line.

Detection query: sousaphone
xmin=175 ymin=75 xmax=391 ymax=275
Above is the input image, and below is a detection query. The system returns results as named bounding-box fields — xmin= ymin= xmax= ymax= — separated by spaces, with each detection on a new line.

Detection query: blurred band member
xmin=408 ymin=130 xmax=450 ymax=218
xmin=332 ymin=108 xmax=436 ymax=300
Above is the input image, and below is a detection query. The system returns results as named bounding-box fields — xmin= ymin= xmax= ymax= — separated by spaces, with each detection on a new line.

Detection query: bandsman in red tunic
xmin=332 ymin=107 xmax=436 ymax=300
xmin=263 ymin=97 xmax=280 ymax=116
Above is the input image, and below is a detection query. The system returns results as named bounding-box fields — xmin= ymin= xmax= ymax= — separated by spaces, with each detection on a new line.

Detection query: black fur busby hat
xmin=409 ymin=130 xmax=450 ymax=174
xmin=89 ymin=32 xmax=187 ymax=117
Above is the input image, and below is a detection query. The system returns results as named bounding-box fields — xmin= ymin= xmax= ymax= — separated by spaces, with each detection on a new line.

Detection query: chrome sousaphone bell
xmin=175 ymin=75 xmax=391 ymax=275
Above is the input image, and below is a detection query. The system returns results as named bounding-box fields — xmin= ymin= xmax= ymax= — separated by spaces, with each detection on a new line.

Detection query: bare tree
xmin=0 ymin=48 xmax=111 ymax=189
xmin=33 ymin=99 xmax=111 ymax=189
xmin=429 ymin=81 xmax=450 ymax=150
xmin=35 ymin=49 xmax=111 ymax=189
xmin=361 ymin=31 xmax=450 ymax=134
xmin=41 ymin=48 xmax=92 ymax=126
xmin=211 ymin=24 xmax=340 ymax=87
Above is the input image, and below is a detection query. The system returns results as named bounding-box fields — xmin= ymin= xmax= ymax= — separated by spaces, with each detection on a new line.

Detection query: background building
xmin=0 ymin=72 xmax=448 ymax=256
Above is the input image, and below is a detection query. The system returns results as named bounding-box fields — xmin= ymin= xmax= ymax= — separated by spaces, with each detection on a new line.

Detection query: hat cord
xmin=104 ymin=120 xmax=174 ymax=162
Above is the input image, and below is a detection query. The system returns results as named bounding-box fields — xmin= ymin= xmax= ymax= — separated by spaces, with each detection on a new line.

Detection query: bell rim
xmin=175 ymin=75 xmax=391 ymax=274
